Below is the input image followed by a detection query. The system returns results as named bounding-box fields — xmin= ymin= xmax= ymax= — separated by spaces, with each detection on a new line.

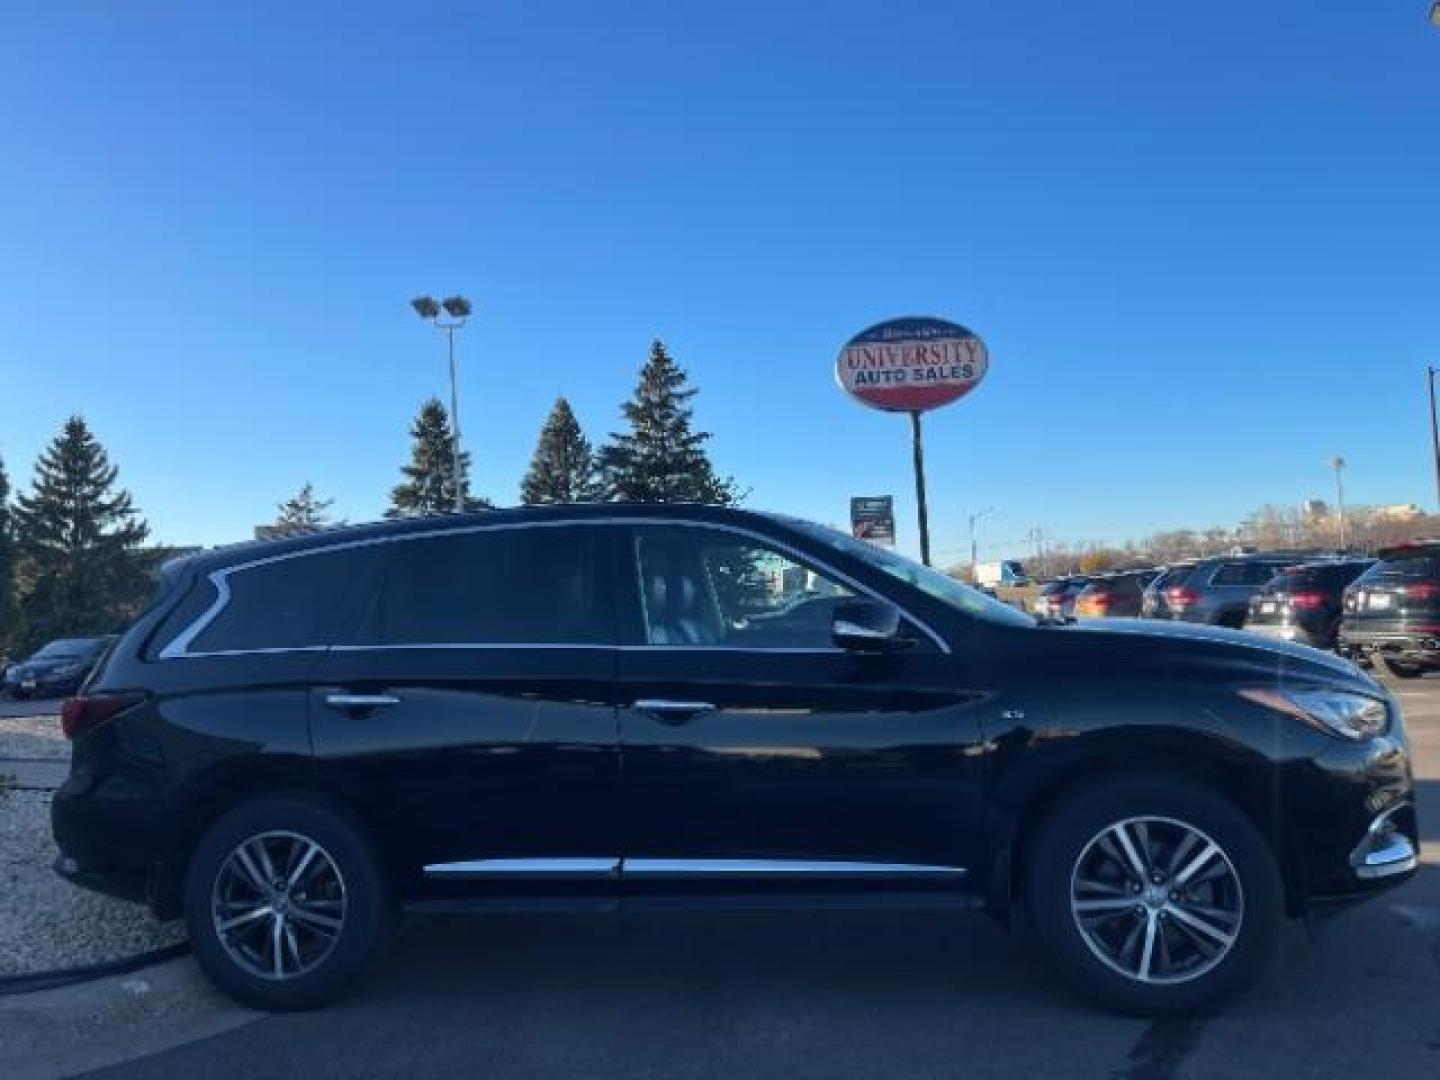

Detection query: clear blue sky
xmin=2 ymin=2 xmax=1437 ymax=562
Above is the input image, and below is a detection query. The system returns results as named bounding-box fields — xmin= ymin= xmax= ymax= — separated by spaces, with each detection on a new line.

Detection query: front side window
xmin=352 ymin=525 xmax=611 ymax=646
xmin=633 ymin=526 xmax=856 ymax=648
xmin=776 ymin=516 xmax=1034 ymax=628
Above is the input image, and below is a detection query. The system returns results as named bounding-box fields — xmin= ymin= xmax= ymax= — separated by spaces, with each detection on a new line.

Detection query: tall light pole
xmin=1427 ymin=366 xmax=1440 ymax=513
xmin=411 ymin=294 xmax=473 ymax=514
xmin=1329 ymin=455 xmax=1347 ymax=550
xmin=969 ymin=506 xmax=994 ymax=580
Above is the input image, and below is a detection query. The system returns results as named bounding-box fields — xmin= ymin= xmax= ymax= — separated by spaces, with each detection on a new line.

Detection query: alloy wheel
xmin=1069 ymin=815 xmax=1244 ymax=985
xmin=211 ymin=830 xmax=348 ymax=981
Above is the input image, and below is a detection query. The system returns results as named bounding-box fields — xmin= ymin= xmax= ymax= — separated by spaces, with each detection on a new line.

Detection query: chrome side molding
xmin=422 ymin=857 xmax=968 ymax=881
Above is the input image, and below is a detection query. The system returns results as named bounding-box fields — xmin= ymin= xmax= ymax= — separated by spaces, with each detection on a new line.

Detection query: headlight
xmin=1239 ymin=687 xmax=1390 ymax=741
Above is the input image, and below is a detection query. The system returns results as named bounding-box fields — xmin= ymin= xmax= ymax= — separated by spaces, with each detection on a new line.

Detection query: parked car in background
xmin=2 ymin=636 xmax=116 ymax=699
xmin=1155 ymin=555 xmax=1298 ymax=628
xmin=1243 ymin=559 xmax=1374 ymax=651
xmin=1141 ymin=563 xmax=1196 ymax=620
xmin=52 ymin=505 xmax=1416 ymax=1016
xmin=1340 ymin=543 xmax=1440 ymax=678
xmin=1073 ymin=569 xmax=1159 ymax=618
xmin=1035 ymin=576 xmax=1089 ymax=620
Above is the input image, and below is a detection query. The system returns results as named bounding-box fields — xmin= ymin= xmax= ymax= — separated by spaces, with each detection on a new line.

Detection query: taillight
xmin=1167 ymin=586 xmax=1199 ymax=607
xmin=1089 ymin=593 xmax=1112 ymax=608
xmin=1405 ymin=582 xmax=1440 ymax=601
xmin=1289 ymin=591 xmax=1326 ymax=609
xmin=61 ymin=692 xmax=143 ymax=740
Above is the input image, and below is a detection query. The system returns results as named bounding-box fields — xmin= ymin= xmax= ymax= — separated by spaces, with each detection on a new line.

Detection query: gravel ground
xmin=0 ymin=786 xmax=185 ymax=976
xmin=0 ymin=713 xmax=69 ymax=761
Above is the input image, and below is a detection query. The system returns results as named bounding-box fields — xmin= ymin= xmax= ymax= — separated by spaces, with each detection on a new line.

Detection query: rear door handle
xmin=325 ymin=693 xmax=401 ymax=711
xmin=633 ymin=699 xmax=716 ymax=725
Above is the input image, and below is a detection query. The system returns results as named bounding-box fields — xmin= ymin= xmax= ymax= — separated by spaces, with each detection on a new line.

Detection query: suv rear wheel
xmin=1026 ymin=776 xmax=1281 ymax=1016
xmin=184 ymin=794 xmax=393 ymax=1010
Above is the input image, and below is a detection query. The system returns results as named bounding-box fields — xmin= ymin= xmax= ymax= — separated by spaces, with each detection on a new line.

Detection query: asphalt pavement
xmin=18 ymin=677 xmax=1440 ymax=1080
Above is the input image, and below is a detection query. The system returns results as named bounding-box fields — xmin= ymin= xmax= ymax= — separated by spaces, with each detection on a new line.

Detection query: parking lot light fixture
xmin=969 ymin=506 xmax=995 ymax=581
xmin=1330 ymin=456 xmax=1347 ymax=550
xmin=411 ymin=294 xmax=474 ymax=513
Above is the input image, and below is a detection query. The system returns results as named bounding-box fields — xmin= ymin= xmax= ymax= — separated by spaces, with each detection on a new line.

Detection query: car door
xmin=614 ymin=521 xmax=987 ymax=897
xmin=309 ymin=522 xmax=623 ymax=906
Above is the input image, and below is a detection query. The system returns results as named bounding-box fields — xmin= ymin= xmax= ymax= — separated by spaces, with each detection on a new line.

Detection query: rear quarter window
xmin=181 ymin=545 xmax=385 ymax=655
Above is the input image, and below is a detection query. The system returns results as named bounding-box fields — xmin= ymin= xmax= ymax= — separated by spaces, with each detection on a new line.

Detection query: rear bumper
xmin=1339 ymin=626 xmax=1440 ymax=665
xmin=1245 ymin=622 xmax=1328 ymax=648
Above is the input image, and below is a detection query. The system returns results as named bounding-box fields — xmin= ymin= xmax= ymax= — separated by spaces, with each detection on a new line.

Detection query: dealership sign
xmin=835 ymin=316 xmax=988 ymax=413
xmin=849 ymin=496 xmax=895 ymax=547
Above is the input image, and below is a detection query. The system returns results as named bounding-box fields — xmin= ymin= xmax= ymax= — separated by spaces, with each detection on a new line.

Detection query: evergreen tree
xmin=598 ymin=340 xmax=738 ymax=504
xmin=272 ymin=481 xmax=338 ymax=536
xmin=0 ymin=454 xmax=22 ymax=654
xmin=386 ymin=397 xmax=489 ymax=517
xmin=13 ymin=417 xmax=151 ymax=646
xmin=520 ymin=396 xmax=601 ymax=505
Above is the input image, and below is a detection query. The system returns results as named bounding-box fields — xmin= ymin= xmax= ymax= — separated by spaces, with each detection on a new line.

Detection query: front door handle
xmin=633 ymin=699 xmax=716 ymax=725
xmin=325 ymin=693 xmax=401 ymax=711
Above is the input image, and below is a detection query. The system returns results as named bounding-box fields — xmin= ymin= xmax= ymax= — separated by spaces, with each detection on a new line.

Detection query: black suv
xmin=1340 ymin=543 xmax=1440 ymax=678
xmin=1156 ymin=555 xmax=1300 ymax=628
xmin=1243 ymin=560 xmax=1374 ymax=651
xmin=52 ymin=506 xmax=1415 ymax=1016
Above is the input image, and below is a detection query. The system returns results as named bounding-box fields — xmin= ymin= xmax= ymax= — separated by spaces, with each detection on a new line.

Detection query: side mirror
xmin=832 ymin=600 xmax=912 ymax=653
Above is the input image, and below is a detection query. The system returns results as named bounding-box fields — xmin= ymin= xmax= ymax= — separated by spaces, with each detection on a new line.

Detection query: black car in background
xmin=2 ymin=636 xmax=116 ymax=699
xmin=1243 ymin=560 xmax=1374 ymax=651
xmin=1340 ymin=543 xmax=1440 ymax=678
xmin=1072 ymin=569 xmax=1158 ymax=618
xmin=1035 ymin=576 xmax=1089 ymax=619
xmin=52 ymin=506 xmax=1415 ymax=1017
xmin=1156 ymin=555 xmax=1298 ymax=628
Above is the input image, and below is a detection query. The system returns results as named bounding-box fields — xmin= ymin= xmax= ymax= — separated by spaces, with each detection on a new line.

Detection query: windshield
xmin=34 ymin=637 xmax=103 ymax=660
xmin=776 ymin=517 xmax=1034 ymax=628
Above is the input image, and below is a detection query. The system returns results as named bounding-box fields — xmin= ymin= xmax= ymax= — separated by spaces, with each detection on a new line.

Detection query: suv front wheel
xmin=184 ymin=794 xmax=394 ymax=1010
xmin=1026 ymin=776 xmax=1281 ymax=1016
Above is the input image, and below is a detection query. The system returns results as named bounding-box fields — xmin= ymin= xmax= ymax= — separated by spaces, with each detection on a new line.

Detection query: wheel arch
xmin=988 ymin=732 xmax=1306 ymax=922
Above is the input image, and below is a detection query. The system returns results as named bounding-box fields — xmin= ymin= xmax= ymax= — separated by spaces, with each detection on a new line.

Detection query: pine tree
xmin=598 ymin=340 xmax=738 ymax=504
xmin=0 ymin=454 xmax=23 ymax=654
xmin=386 ymin=397 xmax=489 ymax=517
xmin=13 ymin=417 xmax=151 ymax=646
xmin=520 ymin=396 xmax=601 ymax=505
xmin=272 ymin=481 xmax=339 ymax=536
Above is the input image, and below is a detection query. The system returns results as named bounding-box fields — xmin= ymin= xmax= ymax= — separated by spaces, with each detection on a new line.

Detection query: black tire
xmin=1025 ymin=776 xmax=1282 ymax=1017
xmin=1382 ymin=659 xmax=1424 ymax=679
xmin=183 ymin=793 xmax=394 ymax=1010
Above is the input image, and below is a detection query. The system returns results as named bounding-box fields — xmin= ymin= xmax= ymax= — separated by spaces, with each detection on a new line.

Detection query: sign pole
xmin=909 ymin=410 xmax=931 ymax=566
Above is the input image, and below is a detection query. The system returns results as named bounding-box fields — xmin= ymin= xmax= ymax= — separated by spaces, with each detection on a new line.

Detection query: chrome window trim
xmin=157 ymin=516 xmax=950 ymax=659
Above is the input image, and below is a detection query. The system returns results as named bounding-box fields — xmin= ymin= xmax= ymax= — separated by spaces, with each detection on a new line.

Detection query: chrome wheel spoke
xmin=289 ymin=904 xmax=343 ymax=935
xmin=270 ymin=916 xmax=285 ymax=977
xmin=287 ymin=841 xmax=321 ymax=889
xmin=1165 ymin=902 xmax=1237 ymax=947
xmin=1075 ymin=896 xmax=1139 ymax=915
xmin=1137 ymin=914 xmax=1158 ymax=981
xmin=218 ymin=904 xmax=272 ymax=933
xmin=1174 ymin=841 xmax=1220 ymax=888
xmin=232 ymin=846 xmax=270 ymax=895
xmin=1109 ymin=824 xmax=1149 ymax=883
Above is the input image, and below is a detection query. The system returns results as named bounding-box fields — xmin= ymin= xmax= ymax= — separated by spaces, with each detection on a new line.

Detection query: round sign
xmin=834 ymin=316 xmax=989 ymax=413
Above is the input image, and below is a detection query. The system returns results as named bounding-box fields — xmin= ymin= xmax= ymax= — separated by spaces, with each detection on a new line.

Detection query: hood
xmin=1052 ymin=617 xmax=1380 ymax=692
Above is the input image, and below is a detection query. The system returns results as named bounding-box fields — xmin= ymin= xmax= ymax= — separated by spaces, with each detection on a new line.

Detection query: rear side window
xmin=1210 ymin=562 xmax=1280 ymax=586
xmin=185 ymin=545 xmax=385 ymax=654
xmin=350 ymin=525 xmax=613 ymax=646
xmin=1366 ymin=556 xmax=1440 ymax=581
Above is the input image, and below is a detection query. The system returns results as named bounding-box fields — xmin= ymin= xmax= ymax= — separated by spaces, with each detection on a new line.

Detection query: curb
xmin=0 ymin=941 xmax=189 ymax=997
